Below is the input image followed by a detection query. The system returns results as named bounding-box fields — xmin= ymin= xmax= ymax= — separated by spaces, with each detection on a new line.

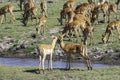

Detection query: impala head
xmin=34 ymin=46 xmax=40 ymax=55
xmin=102 ymin=34 xmax=107 ymax=43
xmin=51 ymin=35 xmax=57 ymax=40
xmin=57 ymin=34 xmax=63 ymax=43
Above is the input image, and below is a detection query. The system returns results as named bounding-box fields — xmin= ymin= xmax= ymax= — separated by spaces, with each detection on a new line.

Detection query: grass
xmin=0 ymin=65 xmax=120 ymax=80
xmin=0 ymin=0 xmax=120 ymax=52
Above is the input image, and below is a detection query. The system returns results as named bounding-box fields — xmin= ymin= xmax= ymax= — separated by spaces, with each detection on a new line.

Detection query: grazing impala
xmin=91 ymin=2 xmax=118 ymax=24
xmin=24 ymin=0 xmax=35 ymax=11
xmin=22 ymin=7 xmax=38 ymax=26
xmin=108 ymin=3 xmax=118 ymax=20
xmin=75 ymin=3 xmax=94 ymax=18
xmin=57 ymin=34 xmax=92 ymax=70
xmin=19 ymin=0 xmax=35 ymax=10
xmin=61 ymin=20 xmax=85 ymax=42
xmin=59 ymin=7 xmax=92 ymax=25
xmin=36 ymin=15 xmax=47 ymax=35
xmin=36 ymin=36 xmax=57 ymax=73
xmin=61 ymin=18 xmax=94 ymax=45
xmin=102 ymin=20 xmax=120 ymax=43
xmin=91 ymin=3 xmax=108 ymax=24
xmin=63 ymin=0 xmax=75 ymax=9
xmin=58 ymin=7 xmax=73 ymax=25
xmin=0 ymin=3 xmax=15 ymax=24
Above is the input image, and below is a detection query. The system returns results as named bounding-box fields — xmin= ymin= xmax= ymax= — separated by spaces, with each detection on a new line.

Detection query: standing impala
xmin=0 ymin=3 xmax=15 ymax=24
xmin=36 ymin=36 xmax=57 ymax=73
xmin=102 ymin=20 xmax=120 ymax=43
xmin=40 ymin=0 xmax=47 ymax=16
xmin=57 ymin=34 xmax=92 ymax=70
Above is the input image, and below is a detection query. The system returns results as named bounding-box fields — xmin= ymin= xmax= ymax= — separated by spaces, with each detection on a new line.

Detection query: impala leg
xmin=9 ymin=9 xmax=16 ymax=22
xmin=112 ymin=7 xmax=118 ymax=20
xmin=33 ymin=11 xmax=38 ymax=24
xmin=82 ymin=47 xmax=92 ymax=70
xmin=86 ymin=51 xmax=92 ymax=70
xmin=20 ymin=0 xmax=23 ymax=10
xmin=43 ymin=26 xmax=45 ymax=36
xmin=107 ymin=10 xmax=110 ymax=22
xmin=66 ymin=54 xmax=70 ymax=70
xmin=4 ymin=14 xmax=6 ymax=23
xmin=85 ymin=47 xmax=92 ymax=70
xmin=116 ymin=27 xmax=120 ymax=41
xmin=87 ymin=59 xmax=92 ymax=70
xmin=39 ymin=55 xmax=42 ymax=73
xmin=38 ymin=26 xmax=41 ymax=34
xmin=41 ymin=54 xmax=46 ymax=74
xmin=83 ymin=56 xmax=92 ymax=70
xmin=40 ymin=27 xmax=43 ymax=35
xmin=66 ymin=30 xmax=71 ymax=41
xmin=48 ymin=56 xmax=50 ymax=70
xmin=50 ymin=52 xmax=53 ymax=70
xmin=30 ymin=15 xmax=33 ymax=22
xmin=83 ymin=30 xmax=88 ymax=45
xmin=70 ymin=30 xmax=74 ymax=42
xmin=66 ymin=55 xmax=68 ymax=69
xmin=84 ymin=36 xmax=88 ymax=45
xmin=68 ymin=53 xmax=71 ymax=70
xmin=60 ymin=11 xmax=63 ymax=25
xmin=103 ymin=9 xmax=107 ymax=23
xmin=1 ymin=15 xmax=4 ymax=24
xmin=110 ymin=30 xmax=113 ymax=43
xmin=36 ymin=27 xmax=39 ymax=34
xmin=74 ymin=28 xmax=79 ymax=42
xmin=89 ymin=31 xmax=93 ymax=45
xmin=96 ymin=13 xmax=99 ymax=24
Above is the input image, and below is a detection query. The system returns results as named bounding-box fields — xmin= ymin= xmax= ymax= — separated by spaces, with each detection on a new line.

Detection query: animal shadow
xmin=13 ymin=10 xmax=22 ymax=12
xmin=23 ymin=69 xmax=39 ymax=74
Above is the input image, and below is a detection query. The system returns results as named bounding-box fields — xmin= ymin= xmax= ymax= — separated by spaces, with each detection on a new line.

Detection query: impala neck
xmin=51 ymin=38 xmax=57 ymax=49
xmin=59 ymin=40 xmax=65 ymax=49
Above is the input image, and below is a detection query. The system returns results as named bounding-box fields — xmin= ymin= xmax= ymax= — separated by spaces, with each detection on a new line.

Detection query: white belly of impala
xmin=44 ymin=49 xmax=52 ymax=55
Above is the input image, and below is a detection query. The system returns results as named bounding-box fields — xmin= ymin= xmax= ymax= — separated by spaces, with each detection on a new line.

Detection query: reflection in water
xmin=0 ymin=57 xmax=110 ymax=68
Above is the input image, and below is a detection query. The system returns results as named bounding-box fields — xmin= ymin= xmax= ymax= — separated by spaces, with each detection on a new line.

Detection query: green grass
xmin=0 ymin=0 xmax=119 ymax=52
xmin=0 ymin=65 xmax=120 ymax=80
xmin=0 ymin=1 xmax=119 ymax=51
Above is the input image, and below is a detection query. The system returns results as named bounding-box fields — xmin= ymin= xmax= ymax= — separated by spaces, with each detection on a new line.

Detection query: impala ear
xmin=45 ymin=15 xmax=47 ymax=18
xmin=50 ymin=33 xmax=54 ymax=36
xmin=58 ymin=30 xmax=62 ymax=34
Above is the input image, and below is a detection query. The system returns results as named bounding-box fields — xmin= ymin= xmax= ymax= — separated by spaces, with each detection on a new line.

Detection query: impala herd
xmin=0 ymin=0 xmax=120 ymax=73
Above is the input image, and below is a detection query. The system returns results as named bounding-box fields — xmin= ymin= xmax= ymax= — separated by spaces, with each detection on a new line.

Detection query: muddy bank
xmin=88 ymin=47 xmax=120 ymax=65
